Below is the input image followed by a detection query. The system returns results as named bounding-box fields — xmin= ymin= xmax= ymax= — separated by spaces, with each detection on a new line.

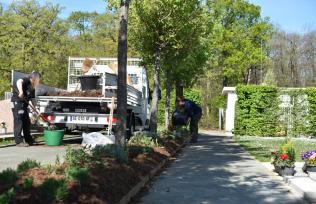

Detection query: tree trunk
xmin=116 ymin=0 xmax=129 ymax=149
xmin=150 ymin=45 xmax=161 ymax=134
xmin=164 ymin=68 xmax=171 ymax=130
xmin=175 ymin=80 xmax=183 ymax=98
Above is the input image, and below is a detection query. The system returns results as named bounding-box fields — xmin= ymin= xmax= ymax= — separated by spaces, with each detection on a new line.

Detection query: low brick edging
xmin=117 ymin=141 xmax=187 ymax=204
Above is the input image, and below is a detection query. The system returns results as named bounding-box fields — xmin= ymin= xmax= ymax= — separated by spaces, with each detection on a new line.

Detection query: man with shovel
xmin=11 ymin=71 xmax=41 ymax=147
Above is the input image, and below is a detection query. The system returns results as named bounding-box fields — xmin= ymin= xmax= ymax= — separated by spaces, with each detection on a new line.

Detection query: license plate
xmin=68 ymin=116 xmax=95 ymax=123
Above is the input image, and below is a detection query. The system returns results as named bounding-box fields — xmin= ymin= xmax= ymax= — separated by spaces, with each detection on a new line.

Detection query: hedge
xmin=235 ymin=85 xmax=316 ymax=137
xmin=235 ymin=85 xmax=278 ymax=136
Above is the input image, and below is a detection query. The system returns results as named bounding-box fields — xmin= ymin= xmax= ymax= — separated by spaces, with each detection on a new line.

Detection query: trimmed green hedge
xmin=306 ymin=88 xmax=316 ymax=137
xmin=235 ymin=85 xmax=278 ymax=136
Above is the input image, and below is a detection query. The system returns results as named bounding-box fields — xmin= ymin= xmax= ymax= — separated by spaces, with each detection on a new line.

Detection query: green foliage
xmin=278 ymin=89 xmax=309 ymax=137
xmin=306 ymin=88 xmax=316 ymax=137
xmin=0 ymin=168 xmax=18 ymax=187
xmin=0 ymin=188 xmax=15 ymax=204
xmin=17 ymin=159 xmax=41 ymax=173
xmin=22 ymin=177 xmax=34 ymax=190
xmin=92 ymin=144 xmax=117 ymax=159
xmin=235 ymin=85 xmax=278 ymax=136
xmin=65 ymin=167 xmax=90 ymax=185
xmin=38 ymin=178 xmax=69 ymax=202
xmin=184 ymin=89 xmax=202 ymax=106
xmin=271 ymin=138 xmax=296 ymax=168
xmin=207 ymin=0 xmax=273 ymax=85
xmin=65 ymin=147 xmax=91 ymax=168
xmin=128 ymin=132 xmax=159 ymax=148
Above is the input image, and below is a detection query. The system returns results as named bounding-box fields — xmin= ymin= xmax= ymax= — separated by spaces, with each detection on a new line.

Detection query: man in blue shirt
xmin=176 ymin=96 xmax=202 ymax=143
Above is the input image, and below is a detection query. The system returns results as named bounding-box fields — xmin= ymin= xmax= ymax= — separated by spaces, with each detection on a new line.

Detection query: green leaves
xmin=235 ymin=85 xmax=278 ymax=136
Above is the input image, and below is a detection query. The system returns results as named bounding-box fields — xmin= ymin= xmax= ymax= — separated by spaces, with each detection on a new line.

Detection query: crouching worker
xmin=175 ymin=96 xmax=202 ymax=143
xmin=11 ymin=71 xmax=41 ymax=147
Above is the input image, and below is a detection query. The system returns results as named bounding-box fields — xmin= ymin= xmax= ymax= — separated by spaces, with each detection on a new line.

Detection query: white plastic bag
xmin=82 ymin=132 xmax=115 ymax=149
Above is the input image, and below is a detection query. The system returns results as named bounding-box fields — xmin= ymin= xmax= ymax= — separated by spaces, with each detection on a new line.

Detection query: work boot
xmin=16 ymin=142 xmax=29 ymax=147
xmin=27 ymin=139 xmax=36 ymax=146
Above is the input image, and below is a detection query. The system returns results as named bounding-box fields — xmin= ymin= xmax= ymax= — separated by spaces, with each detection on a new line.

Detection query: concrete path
xmin=0 ymin=136 xmax=81 ymax=171
xmin=140 ymin=131 xmax=305 ymax=204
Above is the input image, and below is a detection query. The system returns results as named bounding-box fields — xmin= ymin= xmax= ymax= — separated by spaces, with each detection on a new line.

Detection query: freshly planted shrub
xmin=0 ymin=168 xmax=18 ymax=187
xmin=128 ymin=133 xmax=158 ymax=148
xmin=17 ymin=159 xmax=40 ymax=173
xmin=22 ymin=177 xmax=34 ymax=190
xmin=0 ymin=188 xmax=15 ymax=204
xmin=92 ymin=144 xmax=117 ymax=159
xmin=65 ymin=147 xmax=91 ymax=168
xmin=65 ymin=167 xmax=90 ymax=185
xmin=38 ymin=178 xmax=69 ymax=202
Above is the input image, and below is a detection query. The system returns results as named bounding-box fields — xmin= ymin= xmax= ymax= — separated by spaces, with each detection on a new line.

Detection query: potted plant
xmin=271 ymin=139 xmax=296 ymax=176
xmin=301 ymin=150 xmax=316 ymax=173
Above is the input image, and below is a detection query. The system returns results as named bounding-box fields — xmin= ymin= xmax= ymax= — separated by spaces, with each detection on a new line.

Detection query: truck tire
xmin=126 ymin=113 xmax=135 ymax=140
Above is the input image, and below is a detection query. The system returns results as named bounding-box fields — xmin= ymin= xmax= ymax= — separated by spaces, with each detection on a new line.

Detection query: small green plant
xmin=22 ymin=177 xmax=34 ymax=190
xmin=0 ymin=168 xmax=18 ymax=187
xmin=92 ymin=144 xmax=117 ymax=159
xmin=128 ymin=133 xmax=158 ymax=148
xmin=0 ymin=187 xmax=15 ymax=204
xmin=65 ymin=147 xmax=91 ymax=168
xmin=65 ymin=167 xmax=90 ymax=185
xmin=38 ymin=178 xmax=69 ymax=202
xmin=17 ymin=159 xmax=41 ymax=173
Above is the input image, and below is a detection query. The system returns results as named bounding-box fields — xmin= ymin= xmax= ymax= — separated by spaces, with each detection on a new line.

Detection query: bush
xmin=92 ymin=144 xmax=117 ymax=159
xmin=38 ymin=178 xmax=69 ymax=202
xmin=128 ymin=133 xmax=158 ymax=148
xmin=65 ymin=167 xmax=90 ymax=185
xmin=22 ymin=177 xmax=34 ymax=190
xmin=65 ymin=147 xmax=91 ymax=168
xmin=0 ymin=188 xmax=15 ymax=204
xmin=91 ymin=144 xmax=129 ymax=163
xmin=17 ymin=159 xmax=41 ymax=173
xmin=306 ymin=88 xmax=316 ymax=136
xmin=235 ymin=85 xmax=278 ymax=136
xmin=0 ymin=168 xmax=18 ymax=187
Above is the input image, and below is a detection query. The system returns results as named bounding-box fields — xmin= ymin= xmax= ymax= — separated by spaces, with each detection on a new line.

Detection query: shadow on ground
xmin=139 ymin=133 xmax=304 ymax=204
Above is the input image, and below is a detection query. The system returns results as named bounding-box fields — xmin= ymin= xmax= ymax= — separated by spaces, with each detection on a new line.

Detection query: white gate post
xmin=222 ymin=87 xmax=237 ymax=134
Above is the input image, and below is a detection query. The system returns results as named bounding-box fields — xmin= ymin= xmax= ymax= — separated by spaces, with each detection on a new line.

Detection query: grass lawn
xmin=234 ymin=136 xmax=316 ymax=162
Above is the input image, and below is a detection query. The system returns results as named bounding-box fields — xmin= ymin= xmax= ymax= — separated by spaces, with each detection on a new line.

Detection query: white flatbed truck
xmin=37 ymin=57 xmax=151 ymax=136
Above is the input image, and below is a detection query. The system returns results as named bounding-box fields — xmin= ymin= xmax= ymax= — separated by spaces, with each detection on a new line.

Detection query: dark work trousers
xmin=190 ymin=112 xmax=202 ymax=142
xmin=12 ymin=102 xmax=32 ymax=144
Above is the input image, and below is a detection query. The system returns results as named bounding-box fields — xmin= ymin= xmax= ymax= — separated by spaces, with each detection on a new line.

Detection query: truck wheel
xmin=126 ymin=113 xmax=135 ymax=140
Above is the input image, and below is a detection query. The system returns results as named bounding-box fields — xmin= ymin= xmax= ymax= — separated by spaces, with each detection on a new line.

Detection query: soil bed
xmin=1 ymin=136 xmax=187 ymax=204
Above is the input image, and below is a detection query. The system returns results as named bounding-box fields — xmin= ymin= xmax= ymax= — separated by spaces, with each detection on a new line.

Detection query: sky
xmin=1 ymin=0 xmax=316 ymax=34
xmin=248 ymin=0 xmax=316 ymax=33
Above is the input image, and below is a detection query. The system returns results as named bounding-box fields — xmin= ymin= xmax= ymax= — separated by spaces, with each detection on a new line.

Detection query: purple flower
xmin=301 ymin=150 xmax=316 ymax=160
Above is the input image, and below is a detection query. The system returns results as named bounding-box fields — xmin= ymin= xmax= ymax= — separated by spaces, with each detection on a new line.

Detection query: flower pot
xmin=302 ymin=163 xmax=316 ymax=173
xmin=44 ymin=129 xmax=64 ymax=146
xmin=274 ymin=165 xmax=281 ymax=174
xmin=279 ymin=166 xmax=295 ymax=176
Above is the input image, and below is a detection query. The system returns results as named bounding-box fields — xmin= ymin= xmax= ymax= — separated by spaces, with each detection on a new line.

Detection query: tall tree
xmin=130 ymin=0 xmax=208 ymax=132
xmin=116 ymin=0 xmax=129 ymax=149
xmin=0 ymin=0 xmax=69 ymax=97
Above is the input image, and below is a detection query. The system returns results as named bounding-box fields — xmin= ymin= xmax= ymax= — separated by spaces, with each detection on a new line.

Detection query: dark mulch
xmin=2 ymin=138 xmax=185 ymax=204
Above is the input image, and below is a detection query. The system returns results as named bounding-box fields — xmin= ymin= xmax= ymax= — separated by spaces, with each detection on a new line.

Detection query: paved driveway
xmin=140 ymin=132 xmax=305 ymax=204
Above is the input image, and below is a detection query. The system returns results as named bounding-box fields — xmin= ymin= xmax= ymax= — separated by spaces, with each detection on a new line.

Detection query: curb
xmin=117 ymin=140 xmax=187 ymax=204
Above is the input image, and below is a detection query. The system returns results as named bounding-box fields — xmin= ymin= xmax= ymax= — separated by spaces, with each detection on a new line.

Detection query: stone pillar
xmin=222 ymin=87 xmax=237 ymax=133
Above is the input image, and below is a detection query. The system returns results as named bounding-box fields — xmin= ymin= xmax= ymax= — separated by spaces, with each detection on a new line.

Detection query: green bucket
xmin=44 ymin=129 xmax=65 ymax=146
